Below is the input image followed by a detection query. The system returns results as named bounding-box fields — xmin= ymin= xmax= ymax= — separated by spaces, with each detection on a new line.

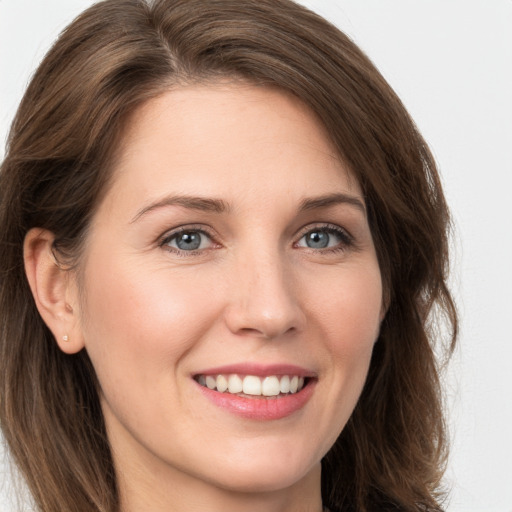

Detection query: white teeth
xmin=198 ymin=373 xmax=307 ymax=396
xmin=290 ymin=376 xmax=299 ymax=393
xmin=216 ymin=374 xmax=228 ymax=392
xmin=228 ymin=374 xmax=243 ymax=393
xmin=262 ymin=376 xmax=280 ymax=396
xmin=279 ymin=375 xmax=290 ymax=393
xmin=243 ymin=375 xmax=262 ymax=395
xmin=206 ymin=375 xmax=216 ymax=390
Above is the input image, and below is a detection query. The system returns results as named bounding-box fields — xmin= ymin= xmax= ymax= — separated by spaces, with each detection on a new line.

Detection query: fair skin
xmin=24 ymin=84 xmax=384 ymax=512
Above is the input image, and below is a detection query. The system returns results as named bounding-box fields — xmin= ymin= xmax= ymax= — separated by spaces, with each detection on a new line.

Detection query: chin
xmin=198 ymin=447 xmax=320 ymax=494
xmin=212 ymin=468 xmax=314 ymax=494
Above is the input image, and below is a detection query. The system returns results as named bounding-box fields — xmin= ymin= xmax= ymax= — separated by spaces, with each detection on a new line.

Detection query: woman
xmin=0 ymin=0 xmax=457 ymax=511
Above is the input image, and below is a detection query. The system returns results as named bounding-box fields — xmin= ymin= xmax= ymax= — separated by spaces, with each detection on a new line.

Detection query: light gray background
xmin=1 ymin=1 xmax=511 ymax=511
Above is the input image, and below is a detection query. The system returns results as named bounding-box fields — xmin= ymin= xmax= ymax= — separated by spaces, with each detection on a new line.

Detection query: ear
xmin=379 ymin=301 xmax=388 ymax=323
xmin=379 ymin=285 xmax=391 ymax=323
xmin=23 ymin=228 xmax=85 ymax=354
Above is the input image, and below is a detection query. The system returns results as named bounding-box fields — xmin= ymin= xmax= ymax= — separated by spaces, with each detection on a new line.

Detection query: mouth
xmin=194 ymin=373 xmax=309 ymax=398
xmin=192 ymin=366 xmax=317 ymax=420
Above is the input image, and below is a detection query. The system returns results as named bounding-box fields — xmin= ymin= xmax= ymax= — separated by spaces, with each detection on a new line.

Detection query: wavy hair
xmin=0 ymin=1 xmax=457 ymax=510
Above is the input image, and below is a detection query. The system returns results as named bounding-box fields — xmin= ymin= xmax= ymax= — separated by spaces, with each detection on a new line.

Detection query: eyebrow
xmin=131 ymin=191 xmax=366 ymax=224
xmin=130 ymin=195 xmax=230 ymax=223
xmin=298 ymin=193 xmax=366 ymax=215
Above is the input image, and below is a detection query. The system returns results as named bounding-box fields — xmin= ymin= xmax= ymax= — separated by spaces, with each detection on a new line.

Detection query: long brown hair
xmin=0 ymin=1 xmax=457 ymax=510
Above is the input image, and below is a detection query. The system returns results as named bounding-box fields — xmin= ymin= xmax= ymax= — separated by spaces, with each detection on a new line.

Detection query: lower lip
xmin=195 ymin=380 xmax=316 ymax=420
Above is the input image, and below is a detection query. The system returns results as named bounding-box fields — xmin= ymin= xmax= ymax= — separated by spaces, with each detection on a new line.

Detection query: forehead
xmin=106 ymin=83 xmax=360 ymax=211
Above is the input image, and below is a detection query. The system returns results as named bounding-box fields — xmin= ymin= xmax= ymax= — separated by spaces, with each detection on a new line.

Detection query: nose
xmin=223 ymin=250 xmax=305 ymax=340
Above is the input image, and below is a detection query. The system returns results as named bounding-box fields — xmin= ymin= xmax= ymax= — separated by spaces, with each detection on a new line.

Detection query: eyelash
xmin=294 ymin=223 xmax=354 ymax=254
xmin=158 ymin=223 xmax=354 ymax=256
xmin=159 ymin=225 xmax=217 ymax=256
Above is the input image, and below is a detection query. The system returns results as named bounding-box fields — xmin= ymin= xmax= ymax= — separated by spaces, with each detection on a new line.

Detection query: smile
xmin=194 ymin=369 xmax=316 ymax=420
xmin=195 ymin=374 xmax=306 ymax=397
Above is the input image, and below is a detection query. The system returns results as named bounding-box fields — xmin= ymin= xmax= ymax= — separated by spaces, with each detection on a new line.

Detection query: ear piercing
xmin=63 ymin=335 xmax=69 ymax=342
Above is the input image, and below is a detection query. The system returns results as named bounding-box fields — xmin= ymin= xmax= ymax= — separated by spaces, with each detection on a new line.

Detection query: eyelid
xmin=295 ymin=222 xmax=352 ymax=239
xmin=158 ymin=224 xmax=220 ymax=253
xmin=294 ymin=222 xmax=354 ymax=250
xmin=157 ymin=222 xmax=355 ymax=256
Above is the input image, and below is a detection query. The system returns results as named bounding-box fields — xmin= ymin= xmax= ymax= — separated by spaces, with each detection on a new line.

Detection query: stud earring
xmin=63 ymin=335 xmax=69 ymax=342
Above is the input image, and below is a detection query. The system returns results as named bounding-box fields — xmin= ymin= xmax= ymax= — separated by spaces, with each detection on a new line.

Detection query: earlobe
xmin=23 ymin=228 xmax=85 ymax=354
xmin=380 ymin=287 xmax=391 ymax=323
xmin=379 ymin=304 xmax=388 ymax=323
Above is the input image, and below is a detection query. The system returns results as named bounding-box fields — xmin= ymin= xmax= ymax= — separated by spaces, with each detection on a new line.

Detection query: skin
xmin=25 ymin=84 xmax=384 ymax=512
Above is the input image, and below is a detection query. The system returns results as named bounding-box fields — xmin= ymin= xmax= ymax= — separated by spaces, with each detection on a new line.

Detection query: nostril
xmin=238 ymin=325 xmax=296 ymax=340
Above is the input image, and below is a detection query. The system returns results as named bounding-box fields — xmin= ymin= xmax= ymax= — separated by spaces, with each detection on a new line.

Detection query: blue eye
xmin=297 ymin=226 xmax=350 ymax=250
xmin=303 ymin=231 xmax=330 ymax=249
xmin=163 ymin=230 xmax=213 ymax=252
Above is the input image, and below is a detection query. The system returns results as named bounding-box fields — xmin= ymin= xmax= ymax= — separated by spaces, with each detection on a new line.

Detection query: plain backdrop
xmin=1 ymin=1 xmax=511 ymax=511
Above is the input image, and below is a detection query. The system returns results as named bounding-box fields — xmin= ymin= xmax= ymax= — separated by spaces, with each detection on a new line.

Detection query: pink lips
xmin=195 ymin=363 xmax=315 ymax=378
xmin=193 ymin=363 xmax=317 ymax=420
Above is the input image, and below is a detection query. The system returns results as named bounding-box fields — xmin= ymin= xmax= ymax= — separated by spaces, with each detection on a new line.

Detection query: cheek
xmin=306 ymin=263 xmax=382 ymax=405
xmin=308 ymin=262 xmax=383 ymax=344
xmin=78 ymin=257 xmax=222 ymax=380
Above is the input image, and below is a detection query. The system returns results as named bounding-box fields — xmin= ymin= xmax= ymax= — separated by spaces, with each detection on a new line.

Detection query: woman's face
xmin=74 ymin=84 xmax=384 ymax=498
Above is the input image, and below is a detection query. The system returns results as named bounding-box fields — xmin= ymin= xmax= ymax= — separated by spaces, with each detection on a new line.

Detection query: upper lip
xmin=193 ymin=363 xmax=317 ymax=378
